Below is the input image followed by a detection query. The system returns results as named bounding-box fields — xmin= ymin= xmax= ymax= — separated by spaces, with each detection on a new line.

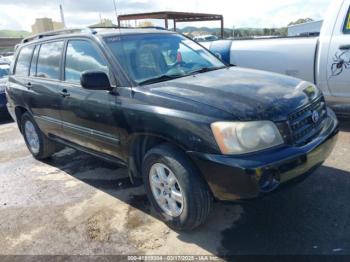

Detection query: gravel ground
xmin=0 ymin=118 xmax=350 ymax=257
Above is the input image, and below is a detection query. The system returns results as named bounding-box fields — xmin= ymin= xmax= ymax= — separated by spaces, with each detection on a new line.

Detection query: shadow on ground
xmin=43 ymin=148 xmax=241 ymax=255
xmin=339 ymin=118 xmax=350 ymax=132
xmin=221 ymin=165 xmax=350 ymax=255
xmin=0 ymin=116 xmax=13 ymax=125
xmin=42 ymin=145 xmax=350 ymax=256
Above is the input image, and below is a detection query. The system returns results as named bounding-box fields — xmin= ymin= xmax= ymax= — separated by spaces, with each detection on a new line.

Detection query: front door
xmin=327 ymin=2 xmax=350 ymax=100
xmin=59 ymin=39 xmax=124 ymax=159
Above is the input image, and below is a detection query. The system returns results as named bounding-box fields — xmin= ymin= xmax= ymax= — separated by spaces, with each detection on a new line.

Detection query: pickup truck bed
xmin=230 ymin=37 xmax=318 ymax=83
xmin=203 ymin=37 xmax=319 ymax=84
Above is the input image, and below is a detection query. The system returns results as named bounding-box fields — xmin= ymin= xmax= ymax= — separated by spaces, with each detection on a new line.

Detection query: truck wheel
xmin=142 ymin=144 xmax=212 ymax=230
xmin=21 ymin=112 xmax=59 ymax=160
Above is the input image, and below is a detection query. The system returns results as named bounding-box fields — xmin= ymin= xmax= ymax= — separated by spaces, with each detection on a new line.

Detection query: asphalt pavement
xmin=0 ymin=117 xmax=350 ymax=257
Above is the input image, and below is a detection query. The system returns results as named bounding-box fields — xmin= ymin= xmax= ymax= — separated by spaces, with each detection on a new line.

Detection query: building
xmin=89 ymin=19 xmax=116 ymax=28
xmin=31 ymin=18 xmax=64 ymax=34
xmin=288 ymin=20 xmax=323 ymax=36
xmin=0 ymin=38 xmax=22 ymax=54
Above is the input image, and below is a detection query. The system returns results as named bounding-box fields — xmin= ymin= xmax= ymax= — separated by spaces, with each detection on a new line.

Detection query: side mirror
xmin=80 ymin=70 xmax=112 ymax=91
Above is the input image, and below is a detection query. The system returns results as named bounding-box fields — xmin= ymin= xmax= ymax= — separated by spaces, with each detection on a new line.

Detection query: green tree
xmin=288 ymin=18 xmax=314 ymax=26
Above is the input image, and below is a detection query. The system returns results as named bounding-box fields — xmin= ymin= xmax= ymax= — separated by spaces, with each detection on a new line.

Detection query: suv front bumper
xmin=187 ymin=109 xmax=339 ymax=201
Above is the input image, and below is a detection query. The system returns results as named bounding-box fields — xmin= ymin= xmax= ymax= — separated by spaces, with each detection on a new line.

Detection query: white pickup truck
xmin=204 ymin=0 xmax=350 ymax=116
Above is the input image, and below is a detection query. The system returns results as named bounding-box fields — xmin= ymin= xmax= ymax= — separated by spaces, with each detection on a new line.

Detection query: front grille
xmin=288 ymin=97 xmax=327 ymax=146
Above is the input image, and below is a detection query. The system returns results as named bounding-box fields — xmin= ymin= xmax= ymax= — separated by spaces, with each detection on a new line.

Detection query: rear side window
xmin=344 ymin=6 xmax=350 ymax=34
xmin=29 ymin=45 xmax=39 ymax=76
xmin=37 ymin=41 xmax=64 ymax=80
xmin=64 ymin=40 xmax=108 ymax=83
xmin=15 ymin=45 xmax=34 ymax=76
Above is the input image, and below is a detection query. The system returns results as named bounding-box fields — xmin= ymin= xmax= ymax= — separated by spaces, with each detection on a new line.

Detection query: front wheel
xmin=142 ymin=144 xmax=212 ymax=230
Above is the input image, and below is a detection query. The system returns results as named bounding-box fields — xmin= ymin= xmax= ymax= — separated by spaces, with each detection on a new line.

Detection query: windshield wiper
xmin=138 ymin=66 xmax=226 ymax=85
xmin=138 ymin=74 xmax=184 ymax=85
xmin=188 ymin=66 xmax=226 ymax=75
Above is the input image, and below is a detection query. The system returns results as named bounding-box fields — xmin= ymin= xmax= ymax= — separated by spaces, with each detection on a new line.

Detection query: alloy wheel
xmin=149 ymin=163 xmax=184 ymax=217
xmin=24 ymin=120 xmax=40 ymax=154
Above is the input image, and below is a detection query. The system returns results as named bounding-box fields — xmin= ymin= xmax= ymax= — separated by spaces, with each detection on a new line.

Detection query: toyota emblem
xmin=312 ymin=111 xmax=320 ymax=123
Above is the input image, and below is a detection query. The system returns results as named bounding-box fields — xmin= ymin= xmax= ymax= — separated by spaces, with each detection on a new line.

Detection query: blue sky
xmin=0 ymin=0 xmax=333 ymax=31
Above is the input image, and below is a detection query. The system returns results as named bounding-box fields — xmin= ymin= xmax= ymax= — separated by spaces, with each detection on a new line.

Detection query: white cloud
xmin=0 ymin=0 xmax=332 ymax=31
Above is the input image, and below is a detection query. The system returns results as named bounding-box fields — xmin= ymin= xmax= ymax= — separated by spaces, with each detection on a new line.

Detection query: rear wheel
xmin=142 ymin=144 xmax=212 ymax=230
xmin=21 ymin=112 xmax=60 ymax=160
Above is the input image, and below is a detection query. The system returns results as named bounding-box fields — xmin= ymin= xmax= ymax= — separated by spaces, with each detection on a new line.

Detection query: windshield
xmin=104 ymin=33 xmax=225 ymax=85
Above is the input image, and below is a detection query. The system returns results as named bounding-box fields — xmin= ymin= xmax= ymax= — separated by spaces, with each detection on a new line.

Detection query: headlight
xmin=211 ymin=121 xmax=283 ymax=155
xmin=0 ymin=84 xmax=5 ymax=93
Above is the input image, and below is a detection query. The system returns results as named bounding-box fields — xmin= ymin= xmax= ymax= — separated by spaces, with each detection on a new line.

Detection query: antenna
xmin=59 ymin=4 xmax=66 ymax=28
xmin=113 ymin=0 xmax=118 ymax=19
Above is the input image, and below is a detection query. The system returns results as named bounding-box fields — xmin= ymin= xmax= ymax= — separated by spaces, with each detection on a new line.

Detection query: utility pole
xmin=59 ymin=4 xmax=66 ymax=28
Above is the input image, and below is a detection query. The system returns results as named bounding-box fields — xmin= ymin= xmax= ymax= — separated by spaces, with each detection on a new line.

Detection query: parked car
xmin=193 ymin=34 xmax=218 ymax=42
xmin=0 ymin=64 xmax=10 ymax=118
xmin=6 ymin=28 xmax=339 ymax=230
xmin=0 ymin=55 xmax=13 ymax=65
xmin=203 ymin=0 xmax=350 ymax=116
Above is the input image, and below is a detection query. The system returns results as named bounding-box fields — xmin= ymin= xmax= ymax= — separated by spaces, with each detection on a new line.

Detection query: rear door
xmin=327 ymin=1 xmax=350 ymax=98
xmin=28 ymin=40 xmax=65 ymax=137
xmin=59 ymin=38 xmax=123 ymax=158
xmin=10 ymin=44 xmax=35 ymax=112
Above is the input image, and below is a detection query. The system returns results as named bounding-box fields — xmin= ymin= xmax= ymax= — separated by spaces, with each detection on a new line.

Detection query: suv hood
xmin=148 ymin=67 xmax=318 ymax=121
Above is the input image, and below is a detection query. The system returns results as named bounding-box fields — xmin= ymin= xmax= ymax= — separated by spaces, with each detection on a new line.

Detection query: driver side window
xmin=64 ymin=40 xmax=108 ymax=83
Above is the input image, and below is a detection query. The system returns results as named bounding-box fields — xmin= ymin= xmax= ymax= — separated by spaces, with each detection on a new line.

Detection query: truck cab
xmin=319 ymin=0 xmax=350 ymax=114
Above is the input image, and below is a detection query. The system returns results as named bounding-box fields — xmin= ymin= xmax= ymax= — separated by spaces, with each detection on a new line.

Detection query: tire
xmin=142 ymin=144 xmax=212 ymax=230
xmin=21 ymin=112 xmax=60 ymax=160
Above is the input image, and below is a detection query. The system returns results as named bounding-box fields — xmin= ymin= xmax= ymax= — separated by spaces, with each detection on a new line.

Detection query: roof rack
xmin=88 ymin=25 xmax=168 ymax=30
xmin=137 ymin=26 xmax=167 ymax=30
xmin=20 ymin=26 xmax=169 ymax=44
xmin=88 ymin=26 xmax=120 ymax=29
xmin=21 ymin=28 xmax=94 ymax=44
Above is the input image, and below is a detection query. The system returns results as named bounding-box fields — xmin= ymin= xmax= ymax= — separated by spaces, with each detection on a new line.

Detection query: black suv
xmin=6 ymin=28 xmax=339 ymax=230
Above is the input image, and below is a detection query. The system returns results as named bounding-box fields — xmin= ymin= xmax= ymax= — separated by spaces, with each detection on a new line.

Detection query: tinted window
xmin=65 ymin=40 xmax=108 ymax=83
xmin=37 ymin=41 xmax=64 ymax=80
xmin=344 ymin=7 xmax=350 ymax=34
xmin=15 ymin=45 xmax=34 ymax=76
xmin=30 ymin=45 xmax=39 ymax=76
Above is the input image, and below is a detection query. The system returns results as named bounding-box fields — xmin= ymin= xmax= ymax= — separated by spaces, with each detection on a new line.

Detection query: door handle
xmin=339 ymin=44 xmax=350 ymax=50
xmin=60 ymin=89 xmax=70 ymax=97
xmin=26 ymin=82 xmax=32 ymax=89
